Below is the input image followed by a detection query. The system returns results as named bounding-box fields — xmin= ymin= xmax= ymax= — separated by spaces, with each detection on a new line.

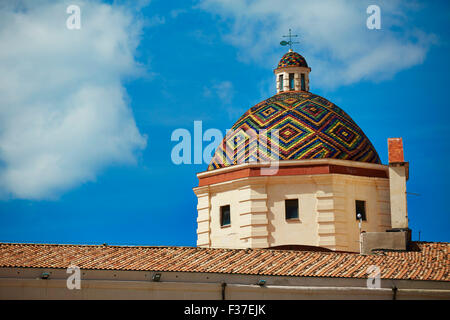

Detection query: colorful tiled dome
xmin=208 ymin=91 xmax=381 ymax=170
xmin=277 ymin=51 xmax=309 ymax=69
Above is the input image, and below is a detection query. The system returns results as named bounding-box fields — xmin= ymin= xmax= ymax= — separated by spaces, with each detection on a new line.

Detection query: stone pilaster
xmin=330 ymin=178 xmax=349 ymax=251
xmin=294 ymin=73 xmax=300 ymax=91
xmin=375 ymin=179 xmax=391 ymax=230
xmin=238 ymin=182 xmax=269 ymax=248
xmin=283 ymin=72 xmax=289 ymax=92
xmin=194 ymin=186 xmax=211 ymax=247
xmin=314 ymin=176 xmax=349 ymax=251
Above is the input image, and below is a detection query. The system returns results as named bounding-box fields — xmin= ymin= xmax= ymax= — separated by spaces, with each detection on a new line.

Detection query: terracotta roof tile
xmin=0 ymin=242 xmax=448 ymax=281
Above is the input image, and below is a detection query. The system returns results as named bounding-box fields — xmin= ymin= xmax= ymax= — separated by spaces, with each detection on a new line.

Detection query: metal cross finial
xmin=280 ymin=29 xmax=299 ymax=50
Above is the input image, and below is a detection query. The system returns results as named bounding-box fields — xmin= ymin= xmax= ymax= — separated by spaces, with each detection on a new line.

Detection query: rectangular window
xmin=285 ymin=199 xmax=299 ymax=220
xmin=289 ymin=73 xmax=295 ymax=90
xmin=355 ymin=200 xmax=367 ymax=221
xmin=301 ymin=73 xmax=306 ymax=91
xmin=279 ymin=74 xmax=284 ymax=91
xmin=220 ymin=205 xmax=231 ymax=226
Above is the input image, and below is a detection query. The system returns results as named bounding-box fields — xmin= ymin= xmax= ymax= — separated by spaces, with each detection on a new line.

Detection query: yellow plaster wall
xmin=195 ymin=161 xmax=391 ymax=253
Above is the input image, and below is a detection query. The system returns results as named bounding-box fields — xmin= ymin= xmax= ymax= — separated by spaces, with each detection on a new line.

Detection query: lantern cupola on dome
xmin=274 ymin=49 xmax=311 ymax=93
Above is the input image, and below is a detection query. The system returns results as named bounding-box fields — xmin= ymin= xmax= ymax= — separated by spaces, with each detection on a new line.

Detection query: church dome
xmin=277 ymin=50 xmax=309 ymax=69
xmin=208 ymin=91 xmax=381 ymax=170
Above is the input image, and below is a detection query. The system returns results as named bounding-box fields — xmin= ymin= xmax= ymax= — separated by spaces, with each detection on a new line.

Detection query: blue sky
xmin=0 ymin=0 xmax=449 ymax=246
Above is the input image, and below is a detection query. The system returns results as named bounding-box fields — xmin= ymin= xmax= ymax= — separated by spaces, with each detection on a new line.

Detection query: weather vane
xmin=280 ymin=29 xmax=299 ymax=50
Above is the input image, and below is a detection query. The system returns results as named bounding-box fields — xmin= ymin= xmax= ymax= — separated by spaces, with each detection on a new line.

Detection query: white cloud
xmin=198 ymin=0 xmax=436 ymax=88
xmin=170 ymin=9 xmax=187 ymax=19
xmin=203 ymin=80 xmax=239 ymax=119
xmin=0 ymin=1 xmax=147 ymax=200
xmin=213 ymin=81 xmax=234 ymax=106
xmin=147 ymin=15 xmax=166 ymax=26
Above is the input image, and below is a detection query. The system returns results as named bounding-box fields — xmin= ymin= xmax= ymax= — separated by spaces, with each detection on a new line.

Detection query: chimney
xmin=359 ymin=138 xmax=411 ymax=255
xmin=388 ymin=138 xmax=409 ymax=230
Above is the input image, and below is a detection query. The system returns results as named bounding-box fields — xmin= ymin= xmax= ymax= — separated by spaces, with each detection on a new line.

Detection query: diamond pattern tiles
xmin=208 ymin=91 xmax=381 ymax=170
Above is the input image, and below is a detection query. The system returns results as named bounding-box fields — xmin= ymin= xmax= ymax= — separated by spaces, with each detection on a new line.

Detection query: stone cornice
xmin=197 ymin=159 xmax=388 ymax=187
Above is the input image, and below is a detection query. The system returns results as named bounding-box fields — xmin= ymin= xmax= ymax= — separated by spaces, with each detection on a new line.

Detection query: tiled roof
xmin=0 ymin=242 xmax=448 ymax=281
xmin=277 ymin=51 xmax=308 ymax=68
